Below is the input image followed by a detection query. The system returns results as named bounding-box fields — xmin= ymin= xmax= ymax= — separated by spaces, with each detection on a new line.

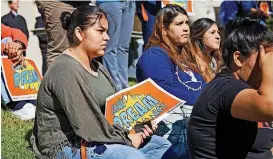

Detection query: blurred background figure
xmin=2 ymin=0 xmax=29 ymax=40
xmin=219 ymin=0 xmax=271 ymax=39
xmin=35 ymin=1 xmax=90 ymax=68
xmin=97 ymin=0 xmax=136 ymax=91
xmin=188 ymin=0 xmax=216 ymax=24
xmin=136 ymin=1 xmax=161 ymax=49
xmin=34 ymin=15 xmax=47 ymax=75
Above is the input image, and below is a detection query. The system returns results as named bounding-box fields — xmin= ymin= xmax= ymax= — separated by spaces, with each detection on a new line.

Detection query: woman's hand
xmin=10 ymin=49 xmax=25 ymax=67
xmin=128 ymin=133 xmax=143 ymax=148
xmin=4 ymin=41 xmax=23 ymax=58
xmin=4 ymin=41 xmax=25 ymax=67
xmin=128 ymin=121 xmax=158 ymax=148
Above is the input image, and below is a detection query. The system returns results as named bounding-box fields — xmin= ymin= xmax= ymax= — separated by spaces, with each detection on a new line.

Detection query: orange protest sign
xmin=105 ymin=78 xmax=185 ymax=133
xmin=1 ymin=56 xmax=42 ymax=101
xmin=162 ymin=0 xmax=194 ymax=15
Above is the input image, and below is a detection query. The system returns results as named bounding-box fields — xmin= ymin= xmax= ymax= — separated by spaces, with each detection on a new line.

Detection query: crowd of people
xmin=1 ymin=0 xmax=273 ymax=159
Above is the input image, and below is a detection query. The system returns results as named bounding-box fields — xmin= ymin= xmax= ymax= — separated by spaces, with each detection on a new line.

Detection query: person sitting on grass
xmin=31 ymin=5 xmax=173 ymax=159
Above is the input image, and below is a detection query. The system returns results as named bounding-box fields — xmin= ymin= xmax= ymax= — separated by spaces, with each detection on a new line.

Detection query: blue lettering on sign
xmin=142 ymin=95 xmax=159 ymax=109
xmin=134 ymin=102 xmax=148 ymax=116
xmin=14 ymin=72 xmax=20 ymax=87
xmin=112 ymin=95 xmax=168 ymax=130
xmin=127 ymin=107 xmax=140 ymax=121
xmin=120 ymin=111 xmax=133 ymax=128
xmin=13 ymin=70 xmax=39 ymax=88
xmin=114 ymin=116 xmax=123 ymax=127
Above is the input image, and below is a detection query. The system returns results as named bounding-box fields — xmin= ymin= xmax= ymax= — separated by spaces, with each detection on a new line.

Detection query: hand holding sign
xmin=105 ymin=78 xmax=185 ymax=133
xmin=134 ymin=120 xmax=153 ymax=133
xmin=1 ymin=56 xmax=42 ymax=101
xmin=2 ymin=39 xmax=25 ymax=67
xmin=128 ymin=123 xmax=155 ymax=148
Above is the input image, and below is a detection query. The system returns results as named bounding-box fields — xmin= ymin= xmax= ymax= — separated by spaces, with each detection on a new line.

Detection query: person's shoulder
xmin=207 ymin=70 xmax=250 ymax=98
xmin=18 ymin=15 xmax=27 ymax=21
xmin=145 ymin=46 xmax=167 ymax=53
xmin=142 ymin=46 xmax=169 ymax=59
xmin=1 ymin=13 xmax=10 ymax=20
xmin=48 ymin=54 xmax=79 ymax=74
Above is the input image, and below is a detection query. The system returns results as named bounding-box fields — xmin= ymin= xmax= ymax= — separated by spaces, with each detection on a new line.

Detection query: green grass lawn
xmin=1 ymin=110 xmax=35 ymax=159
xmin=1 ymin=80 xmax=137 ymax=158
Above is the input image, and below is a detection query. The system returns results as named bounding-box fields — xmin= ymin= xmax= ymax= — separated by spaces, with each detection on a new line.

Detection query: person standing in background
xmin=35 ymin=0 xmax=90 ymax=68
xmin=34 ymin=15 xmax=47 ymax=75
xmin=136 ymin=1 xmax=161 ymax=49
xmin=2 ymin=0 xmax=29 ymax=40
xmin=97 ymin=1 xmax=136 ymax=91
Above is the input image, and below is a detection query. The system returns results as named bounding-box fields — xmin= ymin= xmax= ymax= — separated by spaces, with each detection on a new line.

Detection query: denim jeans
xmin=1 ymin=76 xmax=10 ymax=105
xmin=56 ymin=135 xmax=173 ymax=159
xmin=98 ymin=1 xmax=136 ymax=91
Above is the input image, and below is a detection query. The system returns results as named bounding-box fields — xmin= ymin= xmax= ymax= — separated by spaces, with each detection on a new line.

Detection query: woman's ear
xmin=163 ymin=26 xmax=168 ymax=36
xmin=74 ymin=27 xmax=83 ymax=42
xmin=233 ymin=51 xmax=244 ymax=67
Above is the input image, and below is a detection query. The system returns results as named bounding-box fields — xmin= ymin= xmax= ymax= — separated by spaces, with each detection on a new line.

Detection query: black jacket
xmin=2 ymin=11 xmax=29 ymax=39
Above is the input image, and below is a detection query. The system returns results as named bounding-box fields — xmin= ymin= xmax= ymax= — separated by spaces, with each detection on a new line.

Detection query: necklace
xmin=175 ymin=65 xmax=202 ymax=92
xmin=210 ymin=57 xmax=217 ymax=72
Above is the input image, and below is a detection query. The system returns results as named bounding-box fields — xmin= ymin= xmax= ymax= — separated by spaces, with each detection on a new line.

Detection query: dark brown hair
xmin=189 ymin=18 xmax=222 ymax=81
xmin=60 ymin=5 xmax=107 ymax=45
xmin=146 ymin=4 xmax=211 ymax=82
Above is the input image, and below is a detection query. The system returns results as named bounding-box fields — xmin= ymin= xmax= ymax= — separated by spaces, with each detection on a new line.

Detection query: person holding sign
xmin=31 ymin=6 xmax=173 ymax=159
xmin=1 ymin=24 xmax=37 ymax=119
xmin=1 ymin=24 xmax=26 ymax=66
xmin=136 ymin=4 xmax=207 ymax=106
xmin=188 ymin=16 xmax=273 ymax=159
xmin=189 ymin=18 xmax=222 ymax=74
xmin=136 ymin=4 xmax=208 ymax=158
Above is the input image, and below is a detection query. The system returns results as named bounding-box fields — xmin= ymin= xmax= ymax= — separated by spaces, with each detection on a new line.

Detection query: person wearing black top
xmin=188 ymin=16 xmax=273 ymax=159
xmin=2 ymin=0 xmax=29 ymax=40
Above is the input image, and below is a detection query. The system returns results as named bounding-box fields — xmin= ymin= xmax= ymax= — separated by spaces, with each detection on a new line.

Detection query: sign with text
xmin=162 ymin=0 xmax=194 ymax=15
xmin=1 ymin=56 xmax=42 ymax=101
xmin=105 ymin=78 xmax=185 ymax=133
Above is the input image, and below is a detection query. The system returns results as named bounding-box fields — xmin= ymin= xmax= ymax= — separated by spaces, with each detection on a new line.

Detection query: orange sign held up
xmin=105 ymin=78 xmax=185 ymax=133
xmin=1 ymin=56 xmax=42 ymax=101
xmin=162 ymin=0 xmax=194 ymax=15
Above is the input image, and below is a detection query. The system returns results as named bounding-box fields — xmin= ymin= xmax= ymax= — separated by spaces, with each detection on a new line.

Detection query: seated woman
xmin=136 ymin=4 xmax=209 ymax=159
xmin=1 ymin=24 xmax=36 ymax=120
xmin=136 ymin=4 xmax=208 ymax=106
xmin=31 ymin=6 xmax=172 ymax=159
xmin=189 ymin=18 xmax=221 ymax=74
xmin=188 ymin=16 xmax=273 ymax=159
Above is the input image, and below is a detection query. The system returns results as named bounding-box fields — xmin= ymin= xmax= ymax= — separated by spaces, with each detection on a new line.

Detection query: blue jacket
xmin=136 ymin=46 xmax=207 ymax=106
xmin=219 ymin=1 xmax=257 ymax=28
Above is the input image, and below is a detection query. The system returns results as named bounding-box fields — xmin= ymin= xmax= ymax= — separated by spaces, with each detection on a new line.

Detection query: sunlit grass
xmin=1 ymin=110 xmax=35 ymax=159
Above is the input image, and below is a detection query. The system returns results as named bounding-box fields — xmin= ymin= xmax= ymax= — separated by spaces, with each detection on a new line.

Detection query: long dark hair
xmin=146 ymin=4 xmax=209 ymax=81
xmin=189 ymin=18 xmax=222 ymax=80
